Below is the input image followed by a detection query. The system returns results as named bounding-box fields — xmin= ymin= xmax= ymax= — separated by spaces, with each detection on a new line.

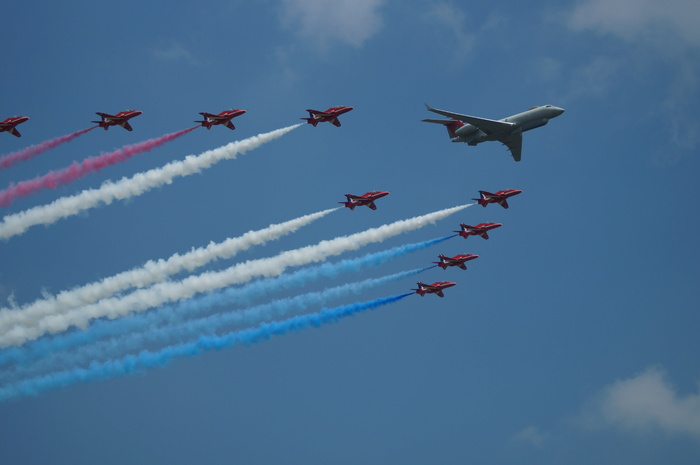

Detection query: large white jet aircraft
xmin=423 ymin=104 xmax=564 ymax=161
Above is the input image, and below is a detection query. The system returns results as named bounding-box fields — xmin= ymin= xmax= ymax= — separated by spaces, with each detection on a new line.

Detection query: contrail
xmin=0 ymin=127 xmax=96 ymax=171
xmin=0 ymin=124 xmax=301 ymax=240
xmin=0 ymin=237 xmax=449 ymax=366
xmin=0 ymin=208 xmax=338 ymax=332
xmin=0 ymin=127 xmax=198 ymax=207
xmin=6 ymin=269 xmax=429 ymax=378
xmin=0 ymin=293 xmax=412 ymax=402
xmin=0 ymin=203 xmax=469 ymax=346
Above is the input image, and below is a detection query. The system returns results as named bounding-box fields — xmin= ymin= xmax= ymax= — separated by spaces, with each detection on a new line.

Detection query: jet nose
xmin=554 ymin=106 xmax=565 ymax=116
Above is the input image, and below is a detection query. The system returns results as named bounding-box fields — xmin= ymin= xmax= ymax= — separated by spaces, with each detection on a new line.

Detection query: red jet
xmin=340 ymin=191 xmax=389 ymax=210
xmin=472 ymin=189 xmax=522 ymax=209
xmin=413 ymin=281 xmax=457 ymax=298
xmin=92 ymin=110 xmax=143 ymax=131
xmin=434 ymin=253 xmax=479 ymax=270
xmin=301 ymin=106 xmax=353 ymax=127
xmin=195 ymin=109 xmax=246 ymax=130
xmin=1 ymin=116 xmax=29 ymax=137
xmin=455 ymin=222 xmax=502 ymax=240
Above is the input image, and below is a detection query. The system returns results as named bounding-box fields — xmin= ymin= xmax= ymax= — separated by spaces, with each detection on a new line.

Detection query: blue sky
xmin=1 ymin=1 xmax=699 ymax=464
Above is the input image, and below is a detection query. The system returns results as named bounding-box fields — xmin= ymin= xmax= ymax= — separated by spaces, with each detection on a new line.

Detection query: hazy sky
xmin=1 ymin=1 xmax=699 ymax=464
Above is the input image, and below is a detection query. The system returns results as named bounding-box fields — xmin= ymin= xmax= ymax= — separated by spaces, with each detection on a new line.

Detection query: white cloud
xmin=426 ymin=2 xmax=474 ymax=47
xmin=586 ymin=366 xmax=700 ymax=440
xmin=151 ymin=42 xmax=199 ymax=65
xmin=279 ymin=0 xmax=385 ymax=48
xmin=569 ymin=0 xmax=700 ymax=49
xmin=568 ymin=1 xmax=700 ymax=154
xmin=514 ymin=425 xmax=549 ymax=447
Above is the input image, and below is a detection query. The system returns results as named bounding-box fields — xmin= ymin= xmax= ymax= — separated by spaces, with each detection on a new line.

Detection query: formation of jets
xmin=2 ymin=106 xmax=359 ymax=137
xmin=4 ymin=102 xmax=561 ymax=300
xmin=340 ymin=191 xmax=389 ymax=210
xmin=423 ymin=104 xmax=564 ymax=161
xmin=0 ymin=116 xmax=29 ymax=137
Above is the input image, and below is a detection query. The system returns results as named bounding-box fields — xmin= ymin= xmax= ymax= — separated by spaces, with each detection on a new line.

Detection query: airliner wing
xmin=498 ymin=133 xmax=522 ymax=162
xmin=424 ymin=104 xmax=514 ymax=134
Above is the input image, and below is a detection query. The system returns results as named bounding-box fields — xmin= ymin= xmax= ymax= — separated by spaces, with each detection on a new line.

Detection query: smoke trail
xmin=0 ymin=204 xmax=469 ymax=346
xmin=0 ymin=208 xmax=338 ymax=331
xmin=0 ymin=127 xmax=197 ymax=207
xmin=0 ymin=125 xmax=301 ymax=240
xmin=0 ymin=127 xmax=96 ymax=171
xmin=6 ymin=269 xmax=429 ymax=378
xmin=0 ymin=293 xmax=412 ymax=402
xmin=0 ymin=237 xmax=449 ymax=366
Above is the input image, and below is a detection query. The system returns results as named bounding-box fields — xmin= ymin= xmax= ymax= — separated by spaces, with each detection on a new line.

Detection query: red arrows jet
xmin=340 ymin=191 xmax=389 ymax=210
xmin=92 ymin=110 xmax=143 ymax=131
xmin=301 ymin=106 xmax=353 ymax=127
xmin=413 ymin=281 xmax=457 ymax=298
xmin=195 ymin=109 xmax=246 ymax=130
xmin=434 ymin=253 xmax=479 ymax=270
xmin=1 ymin=116 xmax=29 ymax=137
xmin=472 ymin=189 xmax=522 ymax=209
xmin=455 ymin=222 xmax=502 ymax=239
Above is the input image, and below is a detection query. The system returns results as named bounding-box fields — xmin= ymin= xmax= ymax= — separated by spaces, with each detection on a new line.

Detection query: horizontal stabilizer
xmin=422 ymin=118 xmax=455 ymax=125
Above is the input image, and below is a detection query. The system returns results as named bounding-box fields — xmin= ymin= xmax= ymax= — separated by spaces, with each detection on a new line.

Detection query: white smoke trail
xmin=0 ymin=204 xmax=470 ymax=347
xmin=0 ymin=208 xmax=337 ymax=332
xmin=3 ymin=268 xmax=428 ymax=380
xmin=0 ymin=124 xmax=301 ymax=240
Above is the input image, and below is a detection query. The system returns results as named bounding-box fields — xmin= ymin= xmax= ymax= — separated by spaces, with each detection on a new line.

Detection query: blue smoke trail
xmin=0 ymin=236 xmax=452 ymax=368
xmin=0 ymin=293 xmax=413 ymax=402
xmin=6 ymin=268 xmax=431 ymax=379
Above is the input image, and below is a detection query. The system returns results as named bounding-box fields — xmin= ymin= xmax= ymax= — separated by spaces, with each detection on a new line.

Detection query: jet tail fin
xmin=422 ymin=118 xmax=464 ymax=138
xmin=300 ymin=118 xmax=318 ymax=127
xmin=194 ymin=120 xmax=212 ymax=129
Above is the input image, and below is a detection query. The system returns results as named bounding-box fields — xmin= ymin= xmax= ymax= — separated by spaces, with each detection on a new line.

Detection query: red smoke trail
xmin=0 ymin=126 xmax=198 ymax=207
xmin=0 ymin=127 xmax=97 ymax=171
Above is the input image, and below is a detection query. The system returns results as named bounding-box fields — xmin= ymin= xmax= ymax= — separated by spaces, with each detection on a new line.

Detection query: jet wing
xmin=121 ymin=121 xmax=134 ymax=131
xmin=9 ymin=127 xmax=21 ymax=137
xmin=498 ymin=133 xmax=522 ymax=162
xmin=425 ymin=104 xmax=514 ymax=134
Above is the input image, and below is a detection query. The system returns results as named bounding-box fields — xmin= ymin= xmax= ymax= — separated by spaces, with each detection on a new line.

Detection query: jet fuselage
xmin=454 ymin=105 xmax=564 ymax=145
